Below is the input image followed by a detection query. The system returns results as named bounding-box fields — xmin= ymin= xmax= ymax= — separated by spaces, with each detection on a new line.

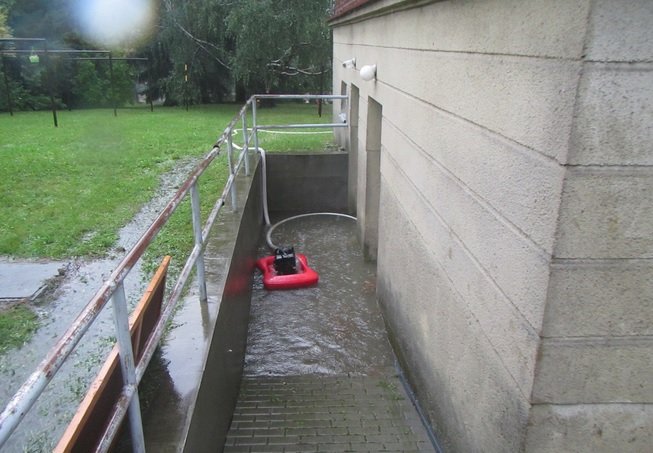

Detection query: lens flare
xmin=75 ymin=0 xmax=155 ymax=48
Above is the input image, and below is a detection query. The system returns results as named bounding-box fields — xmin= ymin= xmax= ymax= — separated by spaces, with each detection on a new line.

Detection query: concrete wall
xmin=331 ymin=0 xmax=653 ymax=451
xmin=182 ymin=164 xmax=263 ymax=453
xmin=526 ymin=1 xmax=653 ymax=451
xmin=265 ymin=153 xmax=348 ymax=214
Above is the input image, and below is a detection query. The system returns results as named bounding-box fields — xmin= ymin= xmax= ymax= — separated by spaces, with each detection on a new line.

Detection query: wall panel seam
xmin=541 ymin=336 xmax=653 ymax=345
xmin=333 ymin=42 xmax=585 ymax=62
xmin=383 ymin=150 xmax=542 ymax=358
xmin=383 ymin=150 xmax=548 ymax=329
xmin=530 ymin=402 xmax=653 ymax=407
xmin=551 ymin=257 xmax=653 ymax=268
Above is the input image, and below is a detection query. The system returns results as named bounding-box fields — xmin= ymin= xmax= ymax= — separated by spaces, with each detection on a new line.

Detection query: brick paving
xmin=224 ymin=374 xmax=434 ymax=452
xmin=224 ymin=219 xmax=436 ymax=452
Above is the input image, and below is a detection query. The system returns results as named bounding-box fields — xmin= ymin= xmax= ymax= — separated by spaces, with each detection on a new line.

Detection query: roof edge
xmin=331 ymin=0 xmax=382 ymax=20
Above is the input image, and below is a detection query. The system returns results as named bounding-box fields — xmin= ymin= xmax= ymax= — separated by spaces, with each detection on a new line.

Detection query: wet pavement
xmin=0 ymin=259 xmax=65 ymax=301
xmin=224 ymin=216 xmax=435 ymax=452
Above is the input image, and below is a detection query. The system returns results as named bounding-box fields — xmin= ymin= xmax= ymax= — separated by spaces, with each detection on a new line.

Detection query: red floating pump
xmin=256 ymin=248 xmax=319 ymax=290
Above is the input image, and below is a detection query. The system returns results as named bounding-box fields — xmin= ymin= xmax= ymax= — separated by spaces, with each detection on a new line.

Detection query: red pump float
xmin=256 ymin=253 xmax=319 ymax=290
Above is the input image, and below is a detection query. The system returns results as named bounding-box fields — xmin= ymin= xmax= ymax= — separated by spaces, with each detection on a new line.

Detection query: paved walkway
xmin=0 ymin=259 xmax=65 ymax=301
xmin=224 ymin=217 xmax=435 ymax=452
xmin=224 ymin=373 xmax=434 ymax=452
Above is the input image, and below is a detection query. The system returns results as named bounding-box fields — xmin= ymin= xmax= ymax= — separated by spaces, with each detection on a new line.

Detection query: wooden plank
xmin=54 ymin=256 xmax=171 ymax=453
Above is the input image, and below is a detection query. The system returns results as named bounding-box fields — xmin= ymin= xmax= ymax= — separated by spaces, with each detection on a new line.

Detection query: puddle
xmin=245 ymin=215 xmax=395 ymax=377
xmin=0 ymin=158 xmax=200 ymax=452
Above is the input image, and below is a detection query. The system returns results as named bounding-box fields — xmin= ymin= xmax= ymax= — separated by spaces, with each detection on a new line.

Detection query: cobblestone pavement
xmin=224 ymin=374 xmax=434 ymax=452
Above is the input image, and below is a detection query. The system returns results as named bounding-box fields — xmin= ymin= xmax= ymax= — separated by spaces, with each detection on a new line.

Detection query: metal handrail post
xmin=227 ymin=131 xmax=238 ymax=211
xmin=110 ymin=283 xmax=146 ymax=453
xmin=43 ymin=41 xmax=58 ymax=127
xmin=190 ymin=182 xmax=208 ymax=302
xmin=243 ymin=107 xmax=250 ymax=176
xmin=252 ymin=97 xmax=260 ymax=157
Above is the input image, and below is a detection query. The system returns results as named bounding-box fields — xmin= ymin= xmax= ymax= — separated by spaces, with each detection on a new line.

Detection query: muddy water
xmin=246 ymin=215 xmax=395 ymax=377
xmin=0 ymin=159 xmax=199 ymax=452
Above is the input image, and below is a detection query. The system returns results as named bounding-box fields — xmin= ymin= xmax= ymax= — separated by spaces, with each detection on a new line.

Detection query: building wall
xmin=331 ymin=0 xmax=653 ymax=451
xmin=526 ymin=1 xmax=653 ymax=451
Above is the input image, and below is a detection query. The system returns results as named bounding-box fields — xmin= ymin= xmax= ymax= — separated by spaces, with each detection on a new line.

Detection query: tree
xmin=0 ymin=0 xmax=140 ymax=111
xmin=225 ymin=0 xmax=332 ymax=95
xmin=157 ymin=0 xmax=233 ymax=104
xmin=155 ymin=0 xmax=332 ymax=101
xmin=0 ymin=6 xmax=11 ymax=38
xmin=1 ymin=0 xmax=335 ymax=110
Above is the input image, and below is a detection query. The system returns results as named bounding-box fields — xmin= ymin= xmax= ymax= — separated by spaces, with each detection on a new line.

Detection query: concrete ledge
xmin=181 ymin=152 xmax=351 ymax=452
xmin=181 ymin=163 xmax=263 ymax=453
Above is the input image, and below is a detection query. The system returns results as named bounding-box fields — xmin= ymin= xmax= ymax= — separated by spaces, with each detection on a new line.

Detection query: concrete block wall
xmin=332 ymin=0 xmax=652 ymax=451
xmin=526 ymin=1 xmax=653 ymax=451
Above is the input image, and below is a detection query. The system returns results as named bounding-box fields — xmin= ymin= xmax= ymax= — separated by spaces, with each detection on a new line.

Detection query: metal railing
xmin=0 ymin=93 xmax=348 ymax=452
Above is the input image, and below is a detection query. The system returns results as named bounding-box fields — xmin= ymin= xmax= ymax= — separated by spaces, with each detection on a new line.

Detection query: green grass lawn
xmin=0 ymin=304 xmax=38 ymax=354
xmin=0 ymin=103 xmax=334 ymax=260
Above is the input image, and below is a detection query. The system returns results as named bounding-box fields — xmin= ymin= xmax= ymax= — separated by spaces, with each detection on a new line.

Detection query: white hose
xmin=258 ymin=148 xmax=272 ymax=226
xmin=254 ymin=144 xmax=356 ymax=251
xmin=231 ymin=141 xmax=272 ymax=226
xmin=265 ymin=212 xmax=356 ymax=250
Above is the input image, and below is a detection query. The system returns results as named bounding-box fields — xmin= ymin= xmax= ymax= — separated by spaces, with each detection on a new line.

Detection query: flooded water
xmin=246 ymin=214 xmax=395 ymax=377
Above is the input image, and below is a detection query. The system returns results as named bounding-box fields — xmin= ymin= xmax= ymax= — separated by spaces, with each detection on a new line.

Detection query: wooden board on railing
xmin=54 ymin=256 xmax=171 ymax=453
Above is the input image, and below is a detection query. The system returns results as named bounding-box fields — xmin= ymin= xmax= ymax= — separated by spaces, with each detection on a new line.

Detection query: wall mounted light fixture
xmin=360 ymin=64 xmax=377 ymax=81
xmin=342 ymin=58 xmax=356 ymax=69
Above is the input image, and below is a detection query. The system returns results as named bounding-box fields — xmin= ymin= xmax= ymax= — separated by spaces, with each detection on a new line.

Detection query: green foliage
xmin=226 ymin=0 xmax=332 ymax=94
xmin=0 ymin=6 xmax=12 ymax=38
xmin=0 ymin=0 xmax=334 ymax=111
xmin=70 ymin=60 xmax=134 ymax=108
xmin=0 ymin=304 xmax=39 ymax=355
xmin=0 ymin=0 xmax=139 ymax=111
xmin=71 ymin=61 xmax=107 ymax=106
xmin=153 ymin=0 xmax=332 ymax=103
xmin=155 ymin=0 xmax=233 ymax=105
